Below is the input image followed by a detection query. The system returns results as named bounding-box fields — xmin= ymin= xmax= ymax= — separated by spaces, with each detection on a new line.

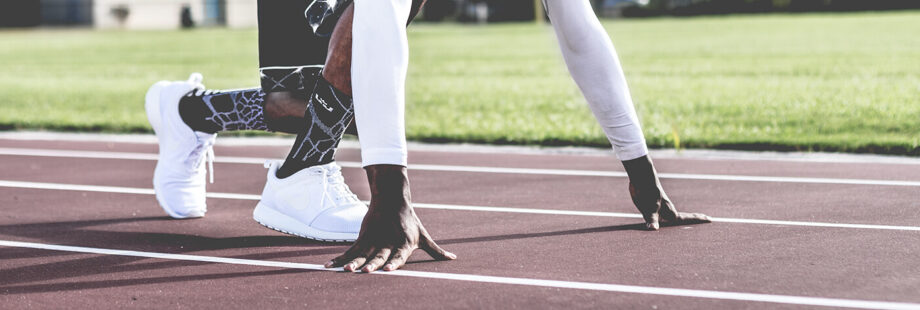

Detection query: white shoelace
xmin=262 ymin=161 xmax=360 ymax=208
xmin=190 ymin=136 xmax=216 ymax=184
xmin=206 ymin=147 xmax=215 ymax=184
xmin=299 ymin=164 xmax=333 ymax=211
xmin=326 ymin=165 xmax=360 ymax=204
xmin=185 ymin=85 xmax=217 ymax=184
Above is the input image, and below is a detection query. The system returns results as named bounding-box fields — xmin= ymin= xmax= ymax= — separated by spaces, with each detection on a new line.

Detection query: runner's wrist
xmin=365 ymin=164 xmax=412 ymax=209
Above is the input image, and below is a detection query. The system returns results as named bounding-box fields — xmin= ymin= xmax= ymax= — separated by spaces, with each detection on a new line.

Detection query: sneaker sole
xmin=253 ymin=202 xmax=358 ymax=243
xmin=157 ymin=200 xmax=206 ymax=219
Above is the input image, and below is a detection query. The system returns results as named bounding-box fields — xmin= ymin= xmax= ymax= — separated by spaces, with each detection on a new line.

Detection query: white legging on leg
xmin=544 ymin=0 xmax=649 ymax=160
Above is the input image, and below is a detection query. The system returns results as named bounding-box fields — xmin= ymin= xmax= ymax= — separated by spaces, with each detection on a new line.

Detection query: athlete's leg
xmin=273 ymin=1 xmax=355 ymax=178
xmin=277 ymin=0 xmax=427 ymax=177
xmin=544 ymin=0 xmax=709 ymax=230
xmin=175 ymin=0 xmax=354 ymax=179
xmin=258 ymin=0 xmax=329 ymax=132
xmin=146 ymin=0 xmax=367 ymax=231
xmin=177 ymin=0 xmax=327 ymax=136
xmin=256 ymin=0 xmax=440 ymax=244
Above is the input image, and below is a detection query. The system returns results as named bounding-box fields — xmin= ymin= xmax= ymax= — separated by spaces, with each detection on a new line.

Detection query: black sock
xmin=276 ymin=77 xmax=353 ymax=178
xmin=178 ymin=88 xmax=268 ymax=134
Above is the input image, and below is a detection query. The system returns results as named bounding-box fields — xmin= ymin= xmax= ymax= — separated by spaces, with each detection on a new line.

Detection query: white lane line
xmin=412 ymin=203 xmax=920 ymax=232
xmin=2 ymin=147 xmax=920 ymax=187
xmin=2 ymin=180 xmax=919 ymax=232
xmin=656 ymin=172 xmax=920 ymax=187
xmin=7 ymin=131 xmax=920 ymax=166
xmin=0 ymin=180 xmax=156 ymax=196
xmin=0 ymin=239 xmax=917 ymax=310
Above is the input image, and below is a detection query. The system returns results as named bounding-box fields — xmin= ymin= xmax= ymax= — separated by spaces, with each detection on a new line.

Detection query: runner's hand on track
xmin=629 ymin=182 xmax=711 ymax=230
xmin=324 ymin=165 xmax=456 ymax=272
xmin=624 ymin=156 xmax=711 ymax=230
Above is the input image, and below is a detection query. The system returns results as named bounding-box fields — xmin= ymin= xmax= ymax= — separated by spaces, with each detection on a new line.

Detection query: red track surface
xmin=1 ymin=135 xmax=919 ymax=309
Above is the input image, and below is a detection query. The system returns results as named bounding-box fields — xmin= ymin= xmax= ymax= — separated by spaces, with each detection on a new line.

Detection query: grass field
xmin=1 ymin=11 xmax=918 ymax=154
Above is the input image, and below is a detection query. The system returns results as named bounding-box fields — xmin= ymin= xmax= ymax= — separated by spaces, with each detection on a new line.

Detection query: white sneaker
xmin=145 ymin=73 xmax=217 ymax=219
xmin=253 ymin=161 xmax=367 ymax=242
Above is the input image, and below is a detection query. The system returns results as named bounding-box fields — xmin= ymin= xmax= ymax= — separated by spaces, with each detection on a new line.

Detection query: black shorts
xmin=258 ymin=0 xmax=426 ymax=93
xmin=257 ymin=0 xmax=332 ymax=93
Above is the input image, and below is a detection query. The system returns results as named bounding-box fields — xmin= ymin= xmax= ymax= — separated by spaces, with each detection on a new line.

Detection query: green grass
xmin=1 ymin=11 xmax=919 ymax=154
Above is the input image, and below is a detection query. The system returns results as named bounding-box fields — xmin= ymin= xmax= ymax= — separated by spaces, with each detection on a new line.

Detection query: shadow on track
xmin=438 ymin=223 xmax=649 ymax=246
xmin=0 ymin=216 xmax=706 ymax=293
xmin=0 ymin=216 xmax=345 ymax=291
xmin=1 ymin=269 xmax=312 ymax=294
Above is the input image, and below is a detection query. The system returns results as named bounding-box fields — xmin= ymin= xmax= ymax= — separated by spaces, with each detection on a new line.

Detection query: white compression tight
xmin=350 ymin=0 xmax=649 ymax=167
xmin=544 ymin=0 xmax=649 ymax=160
xmin=351 ymin=0 xmax=412 ymax=167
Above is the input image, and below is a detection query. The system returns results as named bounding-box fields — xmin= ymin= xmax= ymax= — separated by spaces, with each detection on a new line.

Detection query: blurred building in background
xmin=42 ymin=0 xmax=93 ymax=26
xmin=93 ymin=0 xmax=255 ymax=29
xmin=0 ymin=0 xmax=256 ymax=29
xmin=2 ymin=0 xmax=919 ymax=29
xmin=421 ymin=0 xmax=539 ymax=23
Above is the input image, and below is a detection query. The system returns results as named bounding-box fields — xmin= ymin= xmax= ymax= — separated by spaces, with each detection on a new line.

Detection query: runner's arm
xmin=351 ymin=0 xmax=411 ymax=167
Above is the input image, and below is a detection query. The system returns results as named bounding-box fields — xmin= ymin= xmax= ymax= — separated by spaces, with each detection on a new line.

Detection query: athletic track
xmin=1 ymin=132 xmax=919 ymax=309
